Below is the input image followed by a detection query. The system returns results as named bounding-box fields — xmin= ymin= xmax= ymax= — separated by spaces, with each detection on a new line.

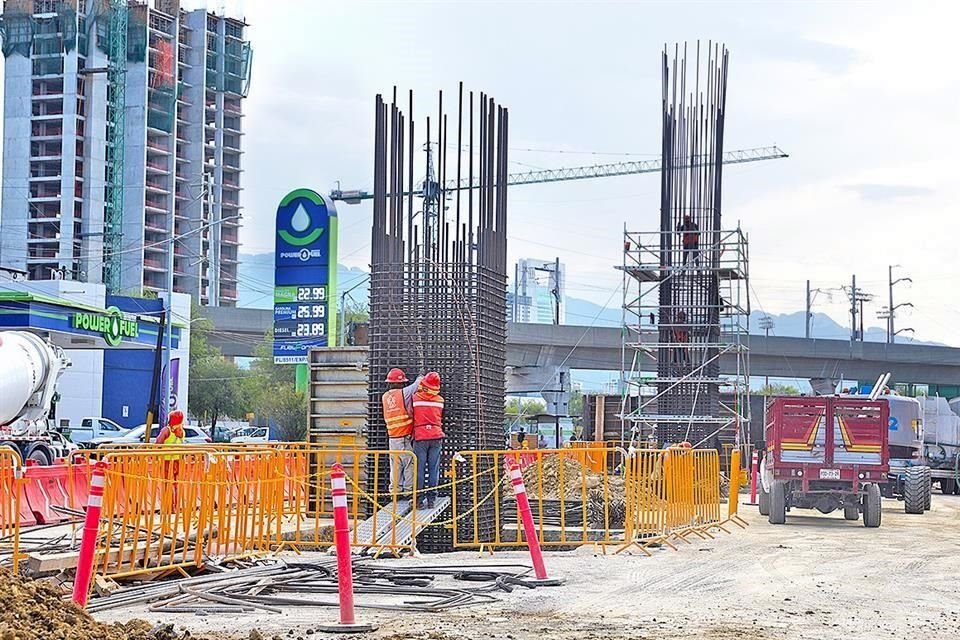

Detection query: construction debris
xmin=88 ymin=558 xmax=539 ymax=616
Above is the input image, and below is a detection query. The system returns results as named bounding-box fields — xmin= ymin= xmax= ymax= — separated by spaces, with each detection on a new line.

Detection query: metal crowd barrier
xmin=452 ymin=448 xmax=628 ymax=549
xmin=453 ymin=446 xmax=729 ymax=554
xmin=93 ymin=449 xmax=283 ymax=579
xmin=0 ymin=448 xmax=23 ymax=571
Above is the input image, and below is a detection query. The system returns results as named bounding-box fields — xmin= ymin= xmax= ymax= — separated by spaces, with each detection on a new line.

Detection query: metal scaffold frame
xmin=618 ymin=227 xmax=751 ymax=448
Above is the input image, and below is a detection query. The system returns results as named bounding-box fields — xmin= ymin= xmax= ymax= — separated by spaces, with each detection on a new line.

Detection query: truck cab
xmin=65 ymin=417 xmax=128 ymax=448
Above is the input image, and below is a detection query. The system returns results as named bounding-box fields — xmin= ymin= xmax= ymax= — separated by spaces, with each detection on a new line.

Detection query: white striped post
xmin=72 ymin=461 xmax=106 ymax=608
xmin=317 ymin=462 xmax=376 ymax=633
xmin=506 ymin=456 xmax=550 ymax=581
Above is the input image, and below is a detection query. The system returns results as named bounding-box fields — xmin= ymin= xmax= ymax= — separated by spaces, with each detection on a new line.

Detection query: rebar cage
xmin=619 ymin=43 xmax=750 ymax=450
xmin=367 ymin=87 xmax=509 ymax=551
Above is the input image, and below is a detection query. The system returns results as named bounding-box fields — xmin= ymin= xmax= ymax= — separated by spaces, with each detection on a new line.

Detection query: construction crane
xmin=102 ymin=0 xmax=129 ymax=293
xmin=331 ymin=145 xmax=787 ymax=250
xmin=330 ymin=145 xmax=788 ymax=203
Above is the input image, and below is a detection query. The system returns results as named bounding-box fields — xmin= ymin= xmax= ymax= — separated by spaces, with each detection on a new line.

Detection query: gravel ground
xmin=96 ymin=493 xmax=960 ymax=640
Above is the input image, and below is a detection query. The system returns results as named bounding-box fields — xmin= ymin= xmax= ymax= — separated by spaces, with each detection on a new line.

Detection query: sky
xmin=10 ymin=1 xmax=960 ymax=344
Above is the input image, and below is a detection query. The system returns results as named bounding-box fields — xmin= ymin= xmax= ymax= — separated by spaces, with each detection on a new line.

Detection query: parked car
xmin=92 ymin=423 xmax=212 ymax=448
xmin=48 ymin=430 xmax=79 ymax=459
xmin=65 ymin=417 xmax=128 ymax=448
xmin=229 ymin=426 xmax=269 ymax=443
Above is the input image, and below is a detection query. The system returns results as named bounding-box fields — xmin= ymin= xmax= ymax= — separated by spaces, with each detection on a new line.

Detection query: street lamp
xmin=161 ymin=212 xmax=242 ymax=434
xmin=339 ymin=277 xmax=370 ymax=346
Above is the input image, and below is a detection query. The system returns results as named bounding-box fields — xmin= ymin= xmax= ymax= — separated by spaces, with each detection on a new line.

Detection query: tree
xmin=568 ymin=388 xmax=584 ymax=417
xmin=242 ymin=334 xmax=308 ymax=441
xmin=189 ymin=356 xmax=246 ymax=435
xmin=759 ymin=383 xmax=800 ymax=396
xmin=505 ymin=397 xmax=546 ymax=421
xmin=188 ymin=303 xmax=248 ymax=435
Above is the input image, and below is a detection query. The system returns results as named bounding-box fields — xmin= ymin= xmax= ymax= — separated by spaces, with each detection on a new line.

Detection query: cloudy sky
xmin=156 ymin=2 xmax=960 ymax=344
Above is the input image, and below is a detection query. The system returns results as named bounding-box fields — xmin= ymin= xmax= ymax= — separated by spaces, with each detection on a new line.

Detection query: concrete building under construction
xmin=0 ymin=0 xmax=250 ymax=305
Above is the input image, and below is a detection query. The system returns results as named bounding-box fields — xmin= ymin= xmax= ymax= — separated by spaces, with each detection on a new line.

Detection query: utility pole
xmin=850 ymin=274 xmax=857 ymax=343
xmin=847 ymin=275 xmax=873 ymax=342
xmin=805 ymin=280 xmax=811 ymax=339
xmin=551 ymin=256 xmax=561 ymax=325
xmin=887 ymin=265 xmax=913 ymax=344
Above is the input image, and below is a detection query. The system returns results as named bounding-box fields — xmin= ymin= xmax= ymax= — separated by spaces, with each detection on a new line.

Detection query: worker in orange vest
xmin=382 ymin=368 xmax=422 ymax=497
xmin=412 ymin=371 xmax=444 ymax=509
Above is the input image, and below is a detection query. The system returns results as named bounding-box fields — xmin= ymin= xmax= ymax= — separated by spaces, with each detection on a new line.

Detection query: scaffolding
xmin=618 ymin=228 xmax=750 ymax=449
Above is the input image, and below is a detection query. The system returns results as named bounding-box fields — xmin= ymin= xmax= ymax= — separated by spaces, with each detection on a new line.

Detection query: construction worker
xmin=381 ymin=368 xmax=422 ymax=498
xmin=156 ymin=409 xmax=186 ymax=446
xmin=412 ymin=371 xmax=444 ymax=509
xmin=679 ymin=214 xmax=700 ymax=265
xmin=156 ymin=409 xmax=185 ymax=507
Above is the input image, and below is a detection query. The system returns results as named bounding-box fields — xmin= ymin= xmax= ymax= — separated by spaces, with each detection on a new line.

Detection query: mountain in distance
xmin=238 ymin=254 xmax=935 ymax=345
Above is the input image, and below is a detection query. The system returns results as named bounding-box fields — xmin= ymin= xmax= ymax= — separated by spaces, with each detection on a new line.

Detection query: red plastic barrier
xmin=67 ymin=462 xmax=92 ymax=511
xmin=22 ymin=462 xmax=71 ymax=525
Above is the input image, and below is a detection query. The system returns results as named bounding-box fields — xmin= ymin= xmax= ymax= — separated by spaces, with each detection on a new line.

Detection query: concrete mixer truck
xmin=0 ymin=330 xmax=71 ymax=464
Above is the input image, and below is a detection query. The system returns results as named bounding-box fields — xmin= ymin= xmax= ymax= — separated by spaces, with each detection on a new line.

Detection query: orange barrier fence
xmin=454 ymin=446 xmax=729 ymax=553
xmin=452 ymin=448 xmax=627 ymax=549
xmin=0 ymin=448 xmax=23 ymax=571
xmin=93 ymin=449 xmax=283 ymax=579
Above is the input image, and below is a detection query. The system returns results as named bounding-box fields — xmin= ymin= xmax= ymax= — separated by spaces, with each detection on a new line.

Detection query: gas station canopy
xmin=0 ymin=291 xmax=182 ymax=350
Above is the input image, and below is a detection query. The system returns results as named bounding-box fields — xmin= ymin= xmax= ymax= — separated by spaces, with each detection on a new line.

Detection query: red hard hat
xmin=423 ymin=371 xmax=441 ymax=391
xmin=168 ymin=409 xmax=185 ymax=427
xmin=385 ymin=368 xmax=408 ymax=383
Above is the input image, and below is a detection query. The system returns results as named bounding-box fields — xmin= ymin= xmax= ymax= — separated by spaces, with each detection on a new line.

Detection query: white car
xmin=229 ymin=426 xmax=269 ymax=443
xmin=93 ymin=424 xmax=212 ymax=447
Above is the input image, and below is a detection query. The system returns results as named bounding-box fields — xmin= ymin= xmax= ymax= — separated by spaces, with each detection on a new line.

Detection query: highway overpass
xmin=199 ymin=307 xmax=960 ymax=387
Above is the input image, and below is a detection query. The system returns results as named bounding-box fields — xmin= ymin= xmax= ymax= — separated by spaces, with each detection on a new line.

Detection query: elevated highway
xmin=199 ymin=307 xmax=960 ymax=387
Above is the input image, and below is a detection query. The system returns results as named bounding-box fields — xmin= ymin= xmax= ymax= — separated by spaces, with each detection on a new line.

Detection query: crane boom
xmin=331 ymin=145 xmax=788 ymax=203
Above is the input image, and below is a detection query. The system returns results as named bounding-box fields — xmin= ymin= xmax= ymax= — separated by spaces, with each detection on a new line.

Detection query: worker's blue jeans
xmin=413 ymin=438 xmax=443 ymax=505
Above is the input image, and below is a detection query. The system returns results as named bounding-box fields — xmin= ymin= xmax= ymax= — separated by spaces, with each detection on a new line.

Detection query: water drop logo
xmin=278 ymin=189 xmax=327 ymax=247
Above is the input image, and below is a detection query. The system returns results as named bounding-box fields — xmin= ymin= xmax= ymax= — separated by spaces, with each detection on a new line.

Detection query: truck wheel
xmin=862 ymin=483 xmax=882 ymax=528
xmin=904 ymin=467 xmax=925 ymax=514
xmin=843 ymin=505 xmax=859 ymax=521
xmin=768 ymin=481 xmax=787 ymax=525
xmin=941 ymin=478 xmax=956 ymax=495
xmin=25 ymin=444 xmax=52 ymax=466
xmin=759 ymin=484 xmax=770 ymax=516
xmin=922 ymin=467 xmax=932 ymax=510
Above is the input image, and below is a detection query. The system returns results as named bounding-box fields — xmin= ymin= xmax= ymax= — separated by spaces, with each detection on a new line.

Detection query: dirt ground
xmin=95 ymin=493 xmax=960 ymax=640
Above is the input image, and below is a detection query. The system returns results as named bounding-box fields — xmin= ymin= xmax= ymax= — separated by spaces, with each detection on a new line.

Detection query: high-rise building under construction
xmin=0 ymin=0 xmax=250 ymax=306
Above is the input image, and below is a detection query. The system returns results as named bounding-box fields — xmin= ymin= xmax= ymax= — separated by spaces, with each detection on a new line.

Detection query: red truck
xmin=759 ymin=397 xmax=889 ymax=528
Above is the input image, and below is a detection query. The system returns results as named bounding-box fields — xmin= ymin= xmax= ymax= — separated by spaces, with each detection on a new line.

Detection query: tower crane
xmin=331 ymin=145 xmax=787 ymax=249
xmin=331 ymin=145 xmax=787 ymax=203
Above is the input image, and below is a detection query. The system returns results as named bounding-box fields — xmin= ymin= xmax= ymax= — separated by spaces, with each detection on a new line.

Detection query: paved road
xmin=98 ymin=494 xmax=960 ymax=639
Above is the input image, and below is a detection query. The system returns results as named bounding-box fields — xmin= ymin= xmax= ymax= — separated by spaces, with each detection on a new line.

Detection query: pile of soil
xmin=0 ymin=568 xmax=224 ymax=640
xmin=503 ymin=456 xmax=628 ymax=528
xmin=514 ymin=455 xmax=626 ymax=501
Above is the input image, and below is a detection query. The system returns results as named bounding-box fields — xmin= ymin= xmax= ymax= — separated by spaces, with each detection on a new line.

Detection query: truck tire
xmin=904 ymin=467 xmax=926 ymax=514
xmin=768 ymin=481 xmax=787 ymax=525
xmin=862 ymin=483 xmax=882 ymax=528
xmin=843 ymin=505 xmax=859 ymax=521
xmin=25 ymin=443 xmax=52 ymax=466
xmin=923 ymin=468 xmax=932 ymax=511
xmin=758 ymin=484 xmax=770 ymax=516
xmin=941 ymin=478 xmax=956 ymax=495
